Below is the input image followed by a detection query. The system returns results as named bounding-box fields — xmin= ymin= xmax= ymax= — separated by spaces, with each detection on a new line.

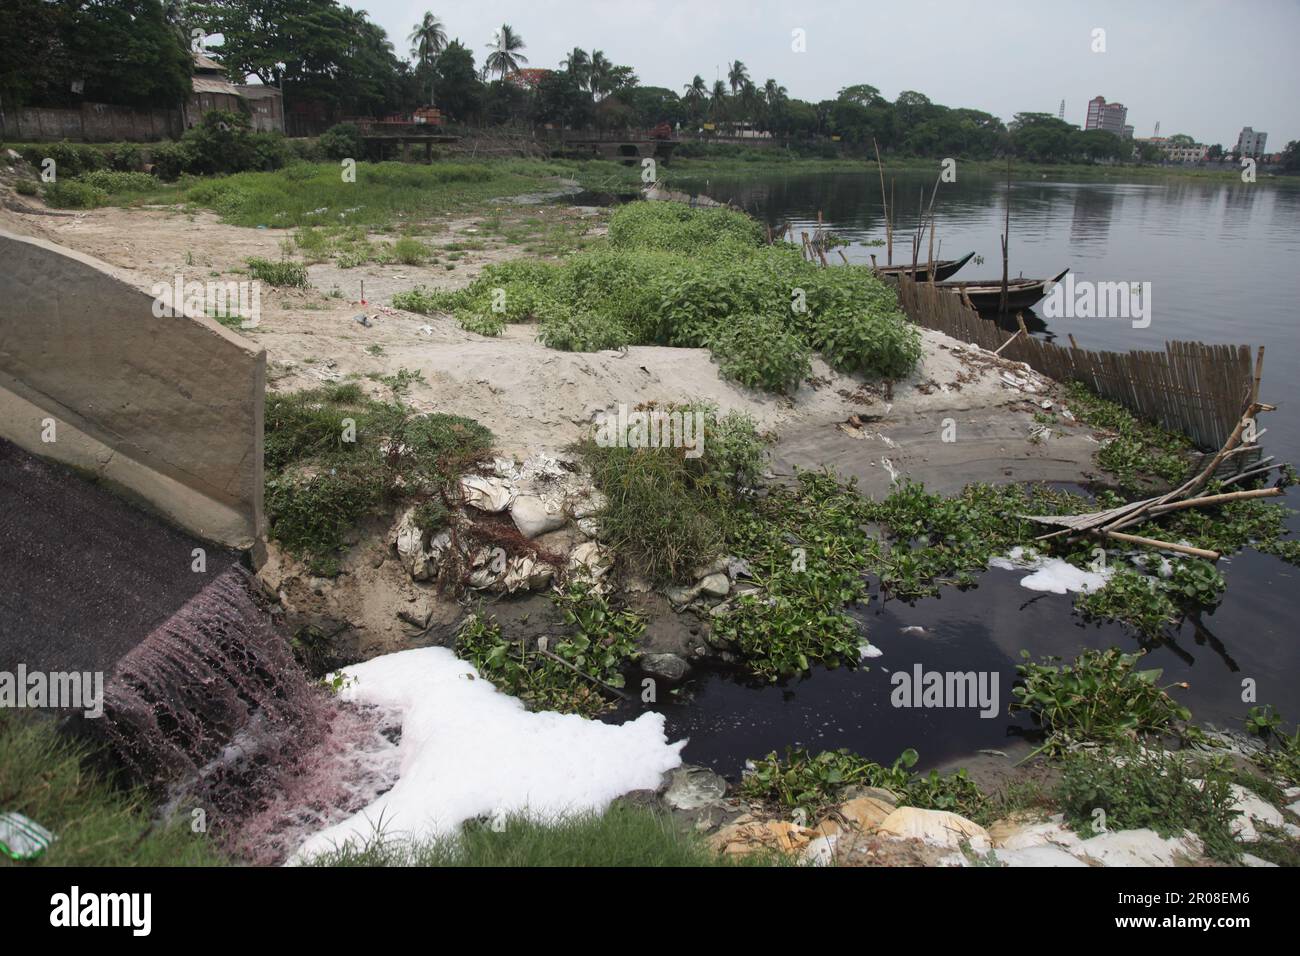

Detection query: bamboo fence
xmin=894 ymin=276 xmax=1259 ymax=450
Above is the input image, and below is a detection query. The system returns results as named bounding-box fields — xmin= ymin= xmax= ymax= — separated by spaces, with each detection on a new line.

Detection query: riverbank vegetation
xmin=263 ymin=382 xmax=493 ymax=575
xmin=396 ymin=202 xmax=921 ymax=392
xmin=307 ymin=803 xmax=772 ymax=867
xmin=741 ymin=648 xmax=1299 ymax=864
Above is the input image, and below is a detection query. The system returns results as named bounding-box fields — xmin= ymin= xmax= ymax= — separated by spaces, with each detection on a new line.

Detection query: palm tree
xmin=763 ymin=78 xmax=786 ymax=107
xmin=727 ymin=60 xmax=749 ymax=95
xmin=710 ymin=79 xmax=728 ymax=120
xmin=408 ymin=12 xmax=447 ymax=103
xmin=587 ymin=49 xmax=612 ymax=97
xmin=562 ymin=46 xmax=589 ymax=87
xmin=485 ymin=24 xmax=528 ymax=80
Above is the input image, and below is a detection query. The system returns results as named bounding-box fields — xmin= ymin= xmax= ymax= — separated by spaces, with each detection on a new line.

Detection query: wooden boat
xmin=929 ymin=268 xmax=1070 ymax=312
xmin=872 ymin=251 xmax=974 ymax=282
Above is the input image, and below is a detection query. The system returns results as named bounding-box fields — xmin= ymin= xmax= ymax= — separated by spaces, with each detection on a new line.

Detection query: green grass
xmin=264 ymin=383 xmax=492 ymax=574
xmin=183 ymin=158 xmax=587 ymax=229
xmin=306 ymin=804 xmax=775 ymax=867
xmin=0 ymin=713 xmax=227 ymax=867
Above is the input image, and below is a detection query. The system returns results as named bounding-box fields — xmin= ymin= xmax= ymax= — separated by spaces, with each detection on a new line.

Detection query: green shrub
xmin=391 ymin=235 xmax=430 ymax=265
xmin=42 ymin=180 xmax=109 ymax=208
xmin=1056 ymin=744 xmax=1241 ymax=862
xmin=264 ymin=385 xmax=492 ymax=571
xmin=75 ymin=169 xmax=157 ymax=193
xmin=318 ymin=122 xmax=363 ymax=160
xmin=13 ymin=179 xmax=38 ymax=196
xmin=246 ymin=256 xmax=309 ymax=288
xmin=150 ymin=141 xmax=194 ymax=181
xmin=416 ymin=202 xmax=920 ymax=392
xmin=709 ymin=314 xmax=811 ymax=393
xmin=20 ymin=141 xmax=106 ymax=178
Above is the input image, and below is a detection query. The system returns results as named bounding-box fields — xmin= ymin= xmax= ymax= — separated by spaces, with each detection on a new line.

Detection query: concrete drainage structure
xmin=0 ymin=229 xmax=264 ymax=548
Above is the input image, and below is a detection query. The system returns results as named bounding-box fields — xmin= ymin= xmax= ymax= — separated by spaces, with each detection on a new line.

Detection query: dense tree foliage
xmin=0 ymin=0 xmax=191 ymax=109
xmin=3 ymin=3 xmax=1230 ymax=166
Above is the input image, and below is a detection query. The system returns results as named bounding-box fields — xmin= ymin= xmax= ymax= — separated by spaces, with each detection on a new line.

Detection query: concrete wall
xmin=0 ymin=230 xmax=264 ymax=548
xmin=1 ymin=103 xmax=183 ymax=142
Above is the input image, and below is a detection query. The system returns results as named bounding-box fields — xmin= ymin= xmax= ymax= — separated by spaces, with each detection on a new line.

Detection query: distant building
xmin=237 ymin=84 xmax=284 ymax=133
xmin=1134 ymin=136 xmax=1209 ymax=164
xmin=1121 ymin=125 xmax=1134 ymax=140
xmin=187 ymin=52 xmax=284 ymax=133
xmin=1085 ymin=95 xmax=1128 ymax=136
xmin=1236 ymin=127 xmax=1268 ymax=157
xmin=187 ymin=52 xmax=243 ymax=127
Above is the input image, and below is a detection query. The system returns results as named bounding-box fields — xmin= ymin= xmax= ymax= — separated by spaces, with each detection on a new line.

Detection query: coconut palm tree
xmin=562 ymin=46 xmax=589 ymax=87
xmin=408 ymin=12 xmax=447 ymax=103
xmin=710 ymin=79 xmax=728 ymax=120
xmin=727 ymin=60 xmax=749 ymax=95
xmin=587 ymin=49 xmax=612 ymax=97
xmin=485 ymin=24 xmax=528 ymax=80
xmin=763 ymin=78 xmax=787 ymax=107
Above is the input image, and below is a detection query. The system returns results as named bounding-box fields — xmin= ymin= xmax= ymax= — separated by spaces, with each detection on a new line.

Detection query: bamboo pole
xmin=999 ymin=156 xmax=1011 ymax=314
xmin=1099 ymin=530 xmax=1220 ymax=561
xmin=873 ymin=138 xmax=892 ymax=265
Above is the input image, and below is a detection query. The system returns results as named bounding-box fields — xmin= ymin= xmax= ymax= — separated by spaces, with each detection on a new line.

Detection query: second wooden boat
xmin=929 ymin=268 xmax=1070 ymax=312
xmin=872 ymin=251 xmax=974 ymax=282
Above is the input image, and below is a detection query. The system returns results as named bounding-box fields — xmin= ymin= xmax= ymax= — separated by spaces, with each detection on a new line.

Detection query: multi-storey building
xmin=1085 ymin=96 xmax=1128 ymax=136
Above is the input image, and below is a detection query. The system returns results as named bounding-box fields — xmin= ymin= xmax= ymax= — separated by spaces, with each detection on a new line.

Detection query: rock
xmin=459 ymin=474 xmax=516 ymax=512
xmin=397 ymin=600 xmax=433 ymax=629
xmin=835 ymin=796 xmax=896 ymax=831
xmin=801 ymin=833 xmax=839 ymax=867
xmin=1075 ymin=828 xmax=1203 ymax=867
xmin=662 ymin=766 xmax=727 ymax=810
xmin=510 ymin=494 xmax=567 ymax=538
xmin=993 ymin=845 xmax=1088 ymax=867
xmin=710 ymin=820 xmax=814 ymax=856
xmin=1241 ymin=853 xmax=1279 ymax=867
xmin=642 ymin=652 xmax=690 ymax=681
xmin=665 ymin=583 xmax=702 ymax=605
xmin=567 ymin=541 xmax=613 ymax=589
xmin=1227 ymin=785 xmax=1286 ymax=842
xmin=697 ymin=573 xmax=730 ymax=598
xmin=989 ymin=815 xmax=1082 ymax=852
xmin=691 ymin=556 xmax=729 ymax=580
xmin=876 ymin=807 xmax=990 ymax=850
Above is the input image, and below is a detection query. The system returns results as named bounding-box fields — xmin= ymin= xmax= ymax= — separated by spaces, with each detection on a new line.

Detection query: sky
xmin=352 ymin=0 xmax=1300 ymax=147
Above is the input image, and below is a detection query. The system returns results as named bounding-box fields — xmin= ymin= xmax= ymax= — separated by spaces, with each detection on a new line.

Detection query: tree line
xmin=2 ymin=2 xmax=1294 ymax=167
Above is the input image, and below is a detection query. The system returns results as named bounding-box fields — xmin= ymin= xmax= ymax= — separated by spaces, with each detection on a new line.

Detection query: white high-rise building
xmin=1236 ymin=127 xmax=1268 ymax=157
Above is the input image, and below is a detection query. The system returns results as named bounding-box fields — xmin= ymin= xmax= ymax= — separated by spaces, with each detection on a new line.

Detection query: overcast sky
xmin=353 ymin=0 xmax=1299 ymax=147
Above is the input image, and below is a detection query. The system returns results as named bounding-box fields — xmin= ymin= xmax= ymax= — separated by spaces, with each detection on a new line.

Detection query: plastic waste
xmin=0 ymin=812 xmax=56 ymax=861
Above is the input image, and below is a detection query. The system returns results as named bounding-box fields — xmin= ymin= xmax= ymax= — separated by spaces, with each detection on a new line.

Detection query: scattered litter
xmin=989 ymin=546 xmax=1110 ymax=594
xmin=859 ymin=643 xmax=884 ymax=659
xmin=880 ymin=458 xmax=901 ymax=483
xmin=0 ymin=812 xmax=56 ymax=861
xmin=353 ymin=313 xmax=371 ymax=327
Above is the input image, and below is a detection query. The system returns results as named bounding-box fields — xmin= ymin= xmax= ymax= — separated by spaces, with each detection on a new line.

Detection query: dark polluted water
xmin=601 ymin=169 xmax=1300 ymax=776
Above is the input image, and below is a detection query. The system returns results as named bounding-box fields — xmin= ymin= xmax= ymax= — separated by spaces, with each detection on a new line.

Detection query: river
xmin=608 ymin=168 xmax=1300 ymax=775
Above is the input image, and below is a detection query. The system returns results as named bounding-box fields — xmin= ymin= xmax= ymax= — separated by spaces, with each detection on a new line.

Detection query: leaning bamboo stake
xmin=873 ymin=138 xmax=892 ymax=265
xmin=993 ymin=329 xmax=1023 ymax=356
xmin=1099 ymin=530 xmax=1220 ymax=561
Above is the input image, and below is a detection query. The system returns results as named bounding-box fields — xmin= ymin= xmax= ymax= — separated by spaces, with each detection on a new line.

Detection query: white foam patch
xmin=988 ymin=546 xmax=1111 ymax=595
xmin=290 ymin=647 xmax=684 ymax=863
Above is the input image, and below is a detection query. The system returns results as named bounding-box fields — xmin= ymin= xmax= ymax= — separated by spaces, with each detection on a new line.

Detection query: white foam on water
xmin=988 ymin=546 xmax=1111 ymax=595
xmin=289 ymin=647 xmax=684 ymax=863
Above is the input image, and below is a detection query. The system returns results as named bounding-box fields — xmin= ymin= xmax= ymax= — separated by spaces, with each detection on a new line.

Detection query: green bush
xmin=20 ymin=141 xmax=106 ymax=178
xmin=75 ymin=169 xmax=157 ymax=193
xmin=417 ymin=202 xmax=919 ymax=392
xmin=709 ymin=314 xmax=811 ymax=393
xmin=318 ymin=123 xmax=363 ymax=160
xmin=1056 ymin=744 xmax=1241 ymax=862
xmin=13 ymin=179 xmax=38 ymax=196
xmin=42 ymin=180 xmax=109 ymax=208
xmin=150 ymin=140 xmax=194 ymax=181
